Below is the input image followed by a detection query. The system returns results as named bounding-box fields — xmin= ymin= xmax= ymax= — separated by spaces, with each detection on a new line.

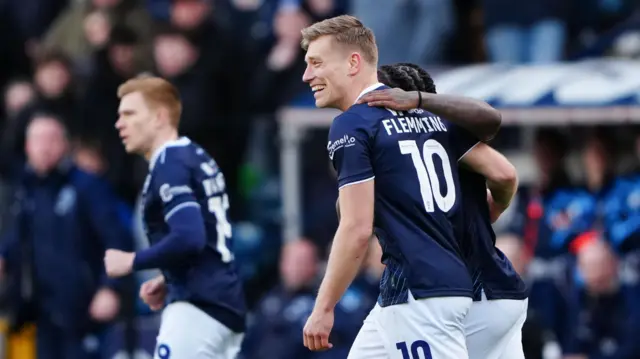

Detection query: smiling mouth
xmin=312 ymin=85 xmax=326 ymax=95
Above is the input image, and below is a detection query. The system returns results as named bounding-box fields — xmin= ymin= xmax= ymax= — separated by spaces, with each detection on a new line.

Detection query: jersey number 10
xmin=396 ymin=341 xmax=432 ymax=359
xmin=399 ymin=139 xmax=456 ymax=213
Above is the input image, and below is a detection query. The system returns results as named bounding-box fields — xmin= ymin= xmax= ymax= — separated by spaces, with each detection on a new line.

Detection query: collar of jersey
xmin=354 ymin=82 xmax=385 ymax=104
xmin=149 ymin=137 xmax=191 ymax=170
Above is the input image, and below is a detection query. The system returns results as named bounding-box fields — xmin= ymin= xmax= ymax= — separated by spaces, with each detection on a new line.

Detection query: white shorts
xmin=464 ymin=292 xmax=528 ymax=359
xmin=348 ymin=292 xmax=472 ymax=359
xmin=154 ymin=302 xmax=244 ymax=359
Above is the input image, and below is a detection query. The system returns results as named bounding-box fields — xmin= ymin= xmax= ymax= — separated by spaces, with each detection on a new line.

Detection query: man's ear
xmin=348 ymin=52 xmax=362 ymax=77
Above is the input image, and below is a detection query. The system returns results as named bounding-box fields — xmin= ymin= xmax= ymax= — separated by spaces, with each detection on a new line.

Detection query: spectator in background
xmin=151 ymin=25 xmax=220 ymax=154
xmin=581 ymin=128 xmax=640 ymax=257
xmin=582 ymin=129 xmax=617 ymax=203
xmin=153 ymin=24 xmax=248 ymax=219
xmin=481 ymin=0 xmax=568 ymax=63
xmin=171 ymin=0 xmax=213 ymax=32
xmin=0 ymin=0 xmax=68 ymax=60
xmin=78 ymin=25 xmax=141 ymax=202
xmin=0 ymin=115 xmax=134 ymax=359
xmin=1 ymin=52 xmax=76 ymax=174
xmin=2 ymin=80 xmax=35 ymax=122
xmin=507 ymin=128 xmax=590 ymax=348
xmin=0 ymin=80 xmax=36 ymax=179
xmin=352 ymin=0 xmax=455 ymax=65
xmin=564 ymin=236 xmax=640 ymax=359
xmin=42 ymin=0 xmax=153 ymax=76
xmin=240 ymin=239 xmax=320 ymax=359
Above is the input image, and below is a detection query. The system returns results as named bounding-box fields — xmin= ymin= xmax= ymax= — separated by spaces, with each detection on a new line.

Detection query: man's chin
xmin=124 ymin=143 xmax=137 ymax=154
xmin=315 ymin=96 xmax=336 ymax=109
xmin=314 ymin=98 xmax=328 ymax=109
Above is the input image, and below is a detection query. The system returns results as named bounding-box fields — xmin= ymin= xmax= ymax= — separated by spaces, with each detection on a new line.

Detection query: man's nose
xmin=302 ymin=66 xmax=314 ymax=83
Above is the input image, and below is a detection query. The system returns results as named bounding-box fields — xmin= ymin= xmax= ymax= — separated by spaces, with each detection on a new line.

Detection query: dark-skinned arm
xmin=357 ymin=88 xmax=502 ymax=142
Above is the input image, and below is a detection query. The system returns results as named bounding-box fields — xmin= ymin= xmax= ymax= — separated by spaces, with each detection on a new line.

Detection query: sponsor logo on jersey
xmin=159 ymin=184 xmax=193 ymax=202
xmin=327 ymin=134 xmax=356 ymax=160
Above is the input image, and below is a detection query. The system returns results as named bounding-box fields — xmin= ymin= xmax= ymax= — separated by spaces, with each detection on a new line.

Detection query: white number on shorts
xmin=398 ymin=139 xmax=456 ymax=213
xmin=396 ymin=341 xmax=432 ymax=359
xmin=208 ymin=194 xmax=233 ymax=263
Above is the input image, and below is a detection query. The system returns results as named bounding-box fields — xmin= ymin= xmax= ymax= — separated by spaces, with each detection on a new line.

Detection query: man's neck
xmin=339 ymin=74 xmax=380 ymax=112
xmin=145 ymin=130 xmax=179 ymax=161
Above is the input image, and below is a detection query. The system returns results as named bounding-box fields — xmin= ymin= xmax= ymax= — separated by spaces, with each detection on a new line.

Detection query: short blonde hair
xmin=301 ymin=15 xmax=378 ymax=65
xmin=117 ymin=75 xmax=182 ymax=128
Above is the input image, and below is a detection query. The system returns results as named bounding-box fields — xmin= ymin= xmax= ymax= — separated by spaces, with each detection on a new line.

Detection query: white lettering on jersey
xmin=381 ymin=115 xmax=448 ymax=136
xmin=200 ymin=162 xmax=216 ymax=176
xmin=202 ymin=173 xmax=227 ymax=197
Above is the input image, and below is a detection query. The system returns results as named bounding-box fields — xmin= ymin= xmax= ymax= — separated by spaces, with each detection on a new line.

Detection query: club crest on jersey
xmin=55 ymin=186 xmax=77 ymax=215
xmin=327 ymin=134 xmax=356 ymax=160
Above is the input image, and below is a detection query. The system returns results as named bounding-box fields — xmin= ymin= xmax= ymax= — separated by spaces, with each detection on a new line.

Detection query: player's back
xmin=330 ymin=100 xmax=477 ymax=306
xmin=458 ymin=169 xmax=527 ymax=300
xmin=142 ymin=137 xmax=245 ymax=332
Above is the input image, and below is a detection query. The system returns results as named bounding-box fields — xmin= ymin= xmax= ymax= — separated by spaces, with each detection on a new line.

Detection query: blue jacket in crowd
xmin=510 ymin=183 xmax=594 ymax=346
xmin=564 ymin=267 xmax=640 ymax=359
xmin=240 ymin=286 xmax=317 ymax=359
xmin=0 ymin=162 xmax=134 ymax=329
xmin=602 ymin=175 xmax=640 ymax=253
xmin=240 ymin=278 xmax=375 ymax=359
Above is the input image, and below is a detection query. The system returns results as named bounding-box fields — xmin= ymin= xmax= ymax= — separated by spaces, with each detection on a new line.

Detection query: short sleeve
xmin=447 ymin=123 xmax=480 ymax=161
xmin=152 ymin=154 xmax=199 ymax=221
xmin=327 ymin=112 xmax=374 ymax=189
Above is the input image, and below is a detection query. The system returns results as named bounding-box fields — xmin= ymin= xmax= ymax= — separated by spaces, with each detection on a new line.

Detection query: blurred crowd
xmin=0 ymin=0 xmax=638 ymax=358
xmin=489 ymin=127 xmax=640 ymax=359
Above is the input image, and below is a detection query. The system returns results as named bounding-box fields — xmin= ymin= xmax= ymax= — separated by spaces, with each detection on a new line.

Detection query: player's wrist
xmin=410 ymin=91 xmax=421 ymax=109
xmin=314 ymin=298 xmax=336 ymax=313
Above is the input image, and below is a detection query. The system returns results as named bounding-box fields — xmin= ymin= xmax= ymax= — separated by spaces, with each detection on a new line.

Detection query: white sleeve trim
xmin=165 ymin=201 xmax=200 ymax=221
xmin=338 ymin=176 xmax=375 ymax=190
xmin=457 ymin=141 xmax=481 ymax=162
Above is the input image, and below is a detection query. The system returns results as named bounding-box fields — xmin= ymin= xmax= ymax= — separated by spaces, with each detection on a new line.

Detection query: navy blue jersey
xmin=458 ymin=169 xmax=528 ymax=301
xmin=328 ymin=85 xmax=478 ymax=306
xmin=140 ymin=137 xmax=246 ymax=332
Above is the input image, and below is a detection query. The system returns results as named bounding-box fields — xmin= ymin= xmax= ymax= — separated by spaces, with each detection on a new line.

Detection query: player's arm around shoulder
xmin=357 ymin=88 xmax=501 ymax=141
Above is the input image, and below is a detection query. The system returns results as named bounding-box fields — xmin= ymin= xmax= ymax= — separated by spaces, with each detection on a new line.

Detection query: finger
xmin=320 ymin=333 xmax=331 ymax=350
xmin=302 ymin=331 xmax=309 ymax=349
xmin=307 ymin=333 xmax=315 ymax=350
xmin=144 ymin=283 xmax=159 ymax=295
xmin=359 ymin=94 xmax=389 ymax=104
xmin=359 ymin=91 xmax=390 ymax=101
xmin=367 ymin=101 xmax=391 ymax=108
xmin=356 ymin=92 xmax=380 ymax=103
xmin=366 ymin=90 xmax=391 ymax=97
xmin=313 ymin=334 xmax=326 ymax=351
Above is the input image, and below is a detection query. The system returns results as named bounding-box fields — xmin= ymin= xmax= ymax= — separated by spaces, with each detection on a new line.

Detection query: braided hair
xmin=377 ymin=63 xmax=437 ymax=94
